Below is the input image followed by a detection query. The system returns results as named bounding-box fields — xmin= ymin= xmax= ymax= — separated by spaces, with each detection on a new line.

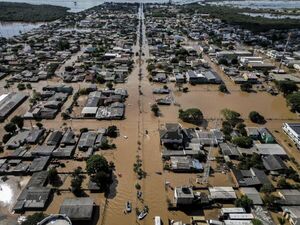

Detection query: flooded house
xmin=59 ymin=197 xmax=95 ymax=221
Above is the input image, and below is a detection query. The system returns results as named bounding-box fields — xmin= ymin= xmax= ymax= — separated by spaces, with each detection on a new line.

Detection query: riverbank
xmin=0 ymin=2 xmax=69 ymax=22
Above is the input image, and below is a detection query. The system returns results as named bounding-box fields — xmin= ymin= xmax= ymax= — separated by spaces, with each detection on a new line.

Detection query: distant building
xmin=283 ymin=123 xmax=300 ymax=148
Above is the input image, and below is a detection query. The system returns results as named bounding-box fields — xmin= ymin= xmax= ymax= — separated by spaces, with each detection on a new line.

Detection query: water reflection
xmin=0 ymin=21 xmax=43 ymax=38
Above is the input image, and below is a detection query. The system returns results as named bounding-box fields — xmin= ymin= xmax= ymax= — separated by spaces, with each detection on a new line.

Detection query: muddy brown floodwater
xmin=0 ymin=4 xmax=300 ymax=225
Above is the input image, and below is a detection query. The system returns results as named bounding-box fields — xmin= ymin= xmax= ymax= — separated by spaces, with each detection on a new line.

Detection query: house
xmin=29 ymin=157 xmax=51 ymax=173
xmin=209 ymin=187 xmax=237 ymax=200
xmin=283 ymin=123 xmax=300 ymax=147
xmin=174 ymin=187 xmax=195 ymax=205
xmin=262 ymin=155 xmax=287 ymax=174
xmin=61 ymin=129 xmax=76 ymax=146
xmin=240 ymin=188 xmax=263 ymax=205
xmin=255 ymin=144 xmax=287 ymax=157
xmin=219 ymin=143 xmax=240 ymax=159
xmin=78 ymin=132 xmax=97 ymax=151
xmin=31 ymin=145 xmax=56 ymax=156
xmin=26 ymin=128 xmax=45 ymax=144
xmin=277 ymin=190 xmax=300 ymax=206
xmin=0 ymin=92 xmax=27 ymax=122
xmin=258 ymin=128 xmax=275 ymax=144
xmin=231 ymin=167 xmax=271 ymax=188
xmin=47 ymin=131 xmax=63 ymax=146
xmin=52 ymin=146 xmax=75 ymax=158
xmin=160 ymin=123 xmax=184 ymax=146
xmin=245 ymin=127 xmax=259 ymax=140
xmin=170 ymin=156 xmax=203 ymax=172
xmin=282 ymin=206 xmax=300 ymax=225
xmin=59 ymin=198 xmax=95 ymax=221
xmin=13 ymin=171 xmax=51 ymax=212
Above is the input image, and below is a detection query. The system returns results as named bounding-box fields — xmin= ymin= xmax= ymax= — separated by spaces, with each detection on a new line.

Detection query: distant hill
xmin=0 ymin=2 xmax=70 ymax=22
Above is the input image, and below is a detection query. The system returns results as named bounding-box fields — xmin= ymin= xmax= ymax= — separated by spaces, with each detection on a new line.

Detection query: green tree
xmin=71 ymin=167 xmax=83 ymax=195
xmin=232 ymin=136 xmax=253 ymax=148
xmin=235 ymin=195 xmax=253 ymax=212
xmin=106 ymin=82 xmax=113 ymax=90
xmin=277 ymin=177 xmax=291 ymax=188
xmin=86 ymin=155 xmax=112 ymax=191
xmin=252 ymin=219 xmax=263 ymax=225
xmin=4 ymin=122 xmax=17 ymax=134
xmin=21 ymin=213 xmax=46 ymax=225
xmin=178 ymin=108 xmax=203 ymax=124
xmin=48 ymin=168 xmax=59 ymax=186
xmin=219 ymin=83 xmax=228 ymax=93
xmin=11 ymin=115 xmax=24 ymax=129
xmin=286 ymin=92 xmax=300 ymax=113
xmin=86 ymin=155 xmax=110 ymax=175
xmin=106 ymin=125 xmax=118 ymax=138
xmin=263 ymin=194 xmax=279 ymax=209
xmin=260 ymin=183 xmax=275 ymax=194
xmin=151 ymin=104 xmax=160 ymax=117
xmin=276 ymin=80 xmax=298 ymax=96
xmin=249 ymin=111 xmax=265 ymax=124
xmin=221 ymin=108 xmax=241 ymax=126
xmin=240 ymin=83 xmax=252 ymax=92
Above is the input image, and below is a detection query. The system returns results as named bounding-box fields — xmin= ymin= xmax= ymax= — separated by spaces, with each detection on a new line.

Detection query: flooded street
xmin=0 ymin=3 xmax=300 ymax=225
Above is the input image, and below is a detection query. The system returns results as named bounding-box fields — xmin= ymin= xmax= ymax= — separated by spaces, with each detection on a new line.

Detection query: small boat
xmin=138 ymin=207 xmax=148 ymax=220
xmin=156 ymin=172 xmax=162 ymax=175
xmin=155 ymin=216 xmax=162 ymax=225
xmin=125 ymin=201 xmax=132 ymax=213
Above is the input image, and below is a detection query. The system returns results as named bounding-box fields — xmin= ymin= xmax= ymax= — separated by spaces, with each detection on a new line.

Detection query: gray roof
xmin=78 ymin=132 xmax=97 ymax=149
xmin=31 ymin=145 xmax=56 ymax=156
xmin=240 ymin=187 xmax=263 ymax=205
xmin=220 ymin=143 xmax=240 ymax=157
xmin=47 ymin=131 xmax=63 ymax=146
xmin=277 ymin=189 xmax=300 ymax=205
xmin=61 ymin=129 xmax=76 ymax=145
xmin=0 ymin=92 xmax=27 ymax=120
xmin=59 ymin=198 xmax=94 ymax=220
xmin=262 ymin=155 xmax=287 ymax=171
xmin=29 ymin=157 xmax=50 ymax=172
xmin=26 ymin=128 xmax=45 ymax=144
xmin=52 ymin=146 xmax=75 ymax=158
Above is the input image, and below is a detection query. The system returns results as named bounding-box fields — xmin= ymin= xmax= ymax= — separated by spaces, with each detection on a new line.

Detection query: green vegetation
xmin=71 ymin=167 xmax=83 ymax=196
xmin=180 ymin=4 xmax=300 ymax=32
xmin=0 ymin=2 xmax=69 ymax=22
xmin=240 ymin=83 xmax=253 ymax=92
xmin=219 ymin=84 xmax=228 ymax=93
xmin=275 ymin=80 xmax=298 ymax=96
xmin=235 ymin=195 xmax=253 ymax=212
xmin=21 ymin=213 xmax=47 ymax=225
xmin=286 ymin=92 xmax=300 ymax=113
xmin=106 ymin=125 xmax=118 ymax=138
xmin=86 ymin=155 xmax=113 ymax=191
xmin=252 ymin=219 xmax=263 ymax=225
xmin=232 ymin=136 xmax=253 ymax=148
xmin=238 ymin=153 xmax=264 ymax=170
xmin=221 ymin=108 xmax=241 ymax=126
xmin=151 ymin=103 xmax=160 ymax=117
xmin=249 ymin=111 xmax=265 ymax=124
xmin=178 ymin=108 xmax=203 ymax=124
xmin=260 ymin=183 xmax=275 ymax=194
xmin=133 ymin=157 xmax=147 ymax=180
